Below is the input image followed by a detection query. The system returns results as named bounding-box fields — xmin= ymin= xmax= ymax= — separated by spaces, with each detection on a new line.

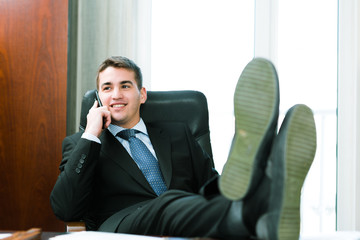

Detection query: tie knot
xmin=117 ymin=129 xmax=138 ymax=140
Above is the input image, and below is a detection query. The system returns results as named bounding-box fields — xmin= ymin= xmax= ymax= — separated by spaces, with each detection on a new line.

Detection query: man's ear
xmin=140 ymin=87 xmax=147 ymax=104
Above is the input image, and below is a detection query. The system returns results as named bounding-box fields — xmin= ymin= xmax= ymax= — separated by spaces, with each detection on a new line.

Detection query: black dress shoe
xmin=255 ymin=104 xmax=317 ymax=240
xmin=220 ymin=57 xmax=280 ymax=201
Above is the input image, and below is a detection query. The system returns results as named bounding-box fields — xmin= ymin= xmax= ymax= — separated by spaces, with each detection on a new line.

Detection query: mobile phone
xmin=95 ymin=90 xmax=105 ymax=128
xmin=95 ymin=90 xmax=103 ymax=107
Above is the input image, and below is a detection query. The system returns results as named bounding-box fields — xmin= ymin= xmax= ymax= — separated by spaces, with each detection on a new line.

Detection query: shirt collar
xmin=108 ymin=118 xmax=148 ymax=137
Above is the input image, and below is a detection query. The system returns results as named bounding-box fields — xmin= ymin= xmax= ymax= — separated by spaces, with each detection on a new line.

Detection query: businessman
xmin=50 ymin=56 xmax=316 ymax=239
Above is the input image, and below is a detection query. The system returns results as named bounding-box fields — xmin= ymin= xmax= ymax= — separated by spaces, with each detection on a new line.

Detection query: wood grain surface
xmin=0 ymin=0 xmax=68 ymax=231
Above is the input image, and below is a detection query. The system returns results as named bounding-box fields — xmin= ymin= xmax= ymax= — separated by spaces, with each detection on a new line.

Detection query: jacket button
xmin=77 ymin=163 xmax=83 ymax=169
xmin=75 ymin=168 xmax=81 ymax=174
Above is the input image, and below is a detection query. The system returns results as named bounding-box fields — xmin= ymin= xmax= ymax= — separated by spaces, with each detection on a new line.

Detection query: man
xmin=50 ymin=56 xmax=316 ymax=240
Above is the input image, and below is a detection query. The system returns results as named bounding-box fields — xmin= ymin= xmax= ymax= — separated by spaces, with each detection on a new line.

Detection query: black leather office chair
xmin=66 ymin=89 xmax=215 ymax=232
xmin=79 ymin=89 xmax=214 ymax=160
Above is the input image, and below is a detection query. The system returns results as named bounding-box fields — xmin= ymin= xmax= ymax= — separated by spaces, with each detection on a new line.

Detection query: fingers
xmin=103 ymin=112 xmax=112 ymax=129
xmin=85 ymin=102 xmax=111 ymax=137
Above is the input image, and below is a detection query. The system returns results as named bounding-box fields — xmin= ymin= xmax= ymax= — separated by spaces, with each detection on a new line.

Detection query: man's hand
xmin=84 ymin=100 xmax=111 ymax=137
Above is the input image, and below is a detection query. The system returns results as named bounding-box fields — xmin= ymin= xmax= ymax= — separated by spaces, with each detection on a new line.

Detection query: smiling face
xmin=98 ymin=67 xmax=147 ymax=128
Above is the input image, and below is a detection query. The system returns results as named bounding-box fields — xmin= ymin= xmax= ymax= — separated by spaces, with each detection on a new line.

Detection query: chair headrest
xmin=80 ymin=90 xmax=209 ymax=132
xmin=140 ymin=90 xmax=210 ymax=138
xmin=79 ymin=89 xmax=212 ymax=158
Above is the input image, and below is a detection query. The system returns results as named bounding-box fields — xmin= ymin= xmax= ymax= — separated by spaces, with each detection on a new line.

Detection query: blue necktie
xmin=117 ymin=129 xmax=167 ymax=196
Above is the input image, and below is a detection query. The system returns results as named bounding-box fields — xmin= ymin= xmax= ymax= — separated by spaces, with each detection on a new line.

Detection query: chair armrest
xmin=66 ymin=222 xmax=86 ymax=232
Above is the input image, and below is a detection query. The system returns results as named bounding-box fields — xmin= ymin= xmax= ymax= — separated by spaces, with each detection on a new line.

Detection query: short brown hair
xmin=96 ymin=56 xmax=143 ymax=90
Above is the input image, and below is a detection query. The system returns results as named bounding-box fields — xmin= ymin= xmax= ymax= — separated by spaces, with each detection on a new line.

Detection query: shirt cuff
xmin=81 ymin=132 xmax=101 ymax=144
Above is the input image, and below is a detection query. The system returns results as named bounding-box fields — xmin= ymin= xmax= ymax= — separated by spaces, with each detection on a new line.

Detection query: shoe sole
xmin=279 ymin=104 xmax=316 ymax=240
xmin=219 ymin=58 xmax=279 ymax=200
xmin=255 ymin=104 xmax=316 ymax=240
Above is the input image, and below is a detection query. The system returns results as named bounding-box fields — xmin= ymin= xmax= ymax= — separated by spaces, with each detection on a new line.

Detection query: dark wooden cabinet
xmin=0 ymin=0 xmax=68 ymax=231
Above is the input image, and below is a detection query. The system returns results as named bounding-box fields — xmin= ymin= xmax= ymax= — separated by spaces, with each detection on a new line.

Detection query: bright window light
xmin=151 ymin=0 xmax=337 ymax=236
xmin=151 ymin=0 xmax=255 ymax=171
xmin=277 ymin=0 xmax=337 ymax=235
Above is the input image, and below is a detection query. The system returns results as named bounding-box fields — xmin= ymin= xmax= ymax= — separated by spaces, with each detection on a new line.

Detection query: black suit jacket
xmin=50 ymin=121 xmax=216 ymax=230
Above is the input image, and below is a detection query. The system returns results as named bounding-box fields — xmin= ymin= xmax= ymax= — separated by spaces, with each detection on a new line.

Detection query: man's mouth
xmin=112 ymin=104 xmax=125 ymax=108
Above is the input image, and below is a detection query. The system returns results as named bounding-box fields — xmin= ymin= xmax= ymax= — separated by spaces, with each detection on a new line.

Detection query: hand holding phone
xmin=84 ymin=90 xmax=110 ymax=136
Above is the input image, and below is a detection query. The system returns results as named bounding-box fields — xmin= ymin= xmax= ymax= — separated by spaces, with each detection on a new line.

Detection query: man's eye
xmin=122 ymin=85 xmax=130 ymax=89
xmin=103 ymin=86 xmax=111 ymax=91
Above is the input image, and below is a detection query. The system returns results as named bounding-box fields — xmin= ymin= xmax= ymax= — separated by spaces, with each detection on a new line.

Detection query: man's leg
xmin=115 ymin=189 xmax=241 ymax=238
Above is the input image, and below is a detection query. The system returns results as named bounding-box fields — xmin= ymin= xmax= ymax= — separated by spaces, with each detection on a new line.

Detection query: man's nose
xmin=112 ymin=88 xmax=123 ymax=99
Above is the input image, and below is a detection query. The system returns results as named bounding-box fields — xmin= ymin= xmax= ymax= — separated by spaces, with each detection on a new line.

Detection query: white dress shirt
xmin=81 ymin=118 xmax=158 ymax=161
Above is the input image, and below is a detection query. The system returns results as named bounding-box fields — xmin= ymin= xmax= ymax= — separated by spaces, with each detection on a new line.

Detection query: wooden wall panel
xmin=0 ymin=0 xmax=68 ymax=231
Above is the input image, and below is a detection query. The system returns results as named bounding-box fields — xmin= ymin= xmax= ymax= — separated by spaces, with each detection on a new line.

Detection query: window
xmin=277 ymin=0 xmax=337 ymax=234
xmin=151 ymin=0 xmax=337 ymax=235
xmin=151 ymin=0 xmax=255 ymax=169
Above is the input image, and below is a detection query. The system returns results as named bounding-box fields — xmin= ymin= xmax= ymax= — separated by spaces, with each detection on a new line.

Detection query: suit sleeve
xmin=50 ymin=133 xmax=101 ymax=221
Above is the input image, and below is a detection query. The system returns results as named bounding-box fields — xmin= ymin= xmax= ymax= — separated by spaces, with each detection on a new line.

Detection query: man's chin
xmin=110 ymin=117 xmax=125 ymax=126
xmin=110 ymin=114 xmax=140 ymax=128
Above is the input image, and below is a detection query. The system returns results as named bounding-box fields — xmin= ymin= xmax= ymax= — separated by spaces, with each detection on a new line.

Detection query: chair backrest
xmin=79 ymin=90 xmax=213 ymax=160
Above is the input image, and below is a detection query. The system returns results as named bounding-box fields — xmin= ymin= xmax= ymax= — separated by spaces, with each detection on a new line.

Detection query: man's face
xmin=98 ymin=67 xmax=146 ymax=128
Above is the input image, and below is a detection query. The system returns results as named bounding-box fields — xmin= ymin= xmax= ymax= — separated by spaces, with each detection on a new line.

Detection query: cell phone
xmin=95 ymin=90 xmax=105 ymax=128
xmin=95 ymin=90 xmax=103 ymax=107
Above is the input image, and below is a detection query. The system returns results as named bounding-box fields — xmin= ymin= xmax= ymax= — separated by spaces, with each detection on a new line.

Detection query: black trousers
xmin=99 ymin=176 xmax=238 ymax=239
xmin=117 ymin=189 xmax=232 ymax=238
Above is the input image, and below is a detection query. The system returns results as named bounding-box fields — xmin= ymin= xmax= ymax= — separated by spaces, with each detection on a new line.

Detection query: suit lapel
xmin=99 ymin=130 xmax=154 ymax=194
xmin=146 ymin=125 xmax=173 ymax=188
